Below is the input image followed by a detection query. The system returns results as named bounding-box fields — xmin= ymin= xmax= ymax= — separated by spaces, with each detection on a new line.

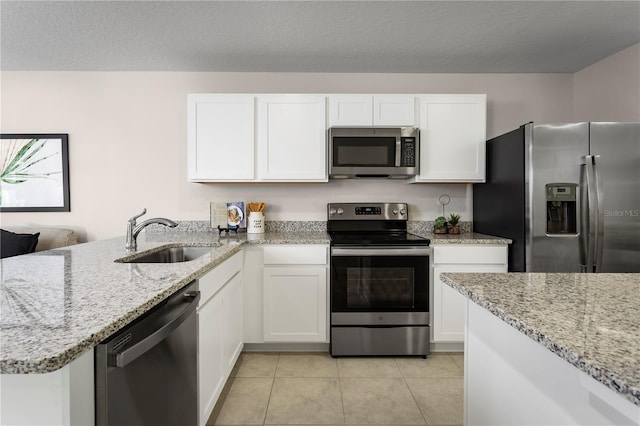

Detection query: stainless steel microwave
xmin=328 ymin=127 xmax=419 ymax=179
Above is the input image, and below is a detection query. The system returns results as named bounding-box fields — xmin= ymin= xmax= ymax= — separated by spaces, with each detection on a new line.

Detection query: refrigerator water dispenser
xmin=546 ymin=183 xmax=578 ymax=235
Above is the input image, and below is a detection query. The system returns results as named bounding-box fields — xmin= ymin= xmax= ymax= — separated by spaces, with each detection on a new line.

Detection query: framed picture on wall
xmin=0 ymin=134 xmax=70 ymax=212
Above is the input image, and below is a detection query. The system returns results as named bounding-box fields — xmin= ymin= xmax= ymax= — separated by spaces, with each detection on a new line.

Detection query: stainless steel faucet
xmin=125 ymin=208 xmax=178 ymax=252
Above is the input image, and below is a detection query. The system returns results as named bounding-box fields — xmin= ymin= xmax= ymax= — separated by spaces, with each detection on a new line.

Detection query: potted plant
xmin=434 ymin=216 xmax=448 ymax=234
xmin=448 ymin=213 xmax=461 ymax=234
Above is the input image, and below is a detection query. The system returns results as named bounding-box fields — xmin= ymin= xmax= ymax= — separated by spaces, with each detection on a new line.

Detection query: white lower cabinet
xmin=256 ymin=245 xmax=329 ymax=343
xmin=243 ymin=245 xmax=264 ymax=343
xmin=263 ymin=266 xmax=328 ymax=342
xmin=198 ymin=290 xmax=224 ymax=426
xmin=222 ymin=272 xmax=244 ymax=372
xmin=432 ymin=244 xmax=507 ymax=343
xmin=197 ymin=251 xmax=243 ymax=426
xmin=0 ymin=350 xmax=94 ymax=426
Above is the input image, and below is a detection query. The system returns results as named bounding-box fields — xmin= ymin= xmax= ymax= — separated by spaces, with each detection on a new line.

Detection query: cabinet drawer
xmin=199 ymin=251 xmax=243 ymax=305
xmin=433 ymin=245 xmax=507 ymax=265
xmin=263 ymin=245 xmax=327 ymax=265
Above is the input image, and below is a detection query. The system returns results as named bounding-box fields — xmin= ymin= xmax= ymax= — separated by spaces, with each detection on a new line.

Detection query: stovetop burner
xmin=329 ymin=232 xmax=429 ymax=246
xmin=327 ymin=202 xmax=430 ymax=247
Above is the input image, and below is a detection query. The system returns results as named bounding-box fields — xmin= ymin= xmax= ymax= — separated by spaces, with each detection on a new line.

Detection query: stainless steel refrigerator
xmin=473 ymin=122 xmax=640 ymax=273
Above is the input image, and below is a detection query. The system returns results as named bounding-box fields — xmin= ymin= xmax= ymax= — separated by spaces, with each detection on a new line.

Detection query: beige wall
xmin=574 ymin=43 xmax=640 ymax=121
xmin=1 ymin=71 xmax=575 ymax=241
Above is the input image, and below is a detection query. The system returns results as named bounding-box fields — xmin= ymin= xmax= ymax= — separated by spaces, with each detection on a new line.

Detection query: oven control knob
xmin=393 ymin=209 xmax=399 ymax=215
xmin=329 ymin=208 xmax=337 ymax=215
xmin=337 ymin=208 xmax=344 ymax=215
xmin=400 ymin=208 xmax=407 ymax=215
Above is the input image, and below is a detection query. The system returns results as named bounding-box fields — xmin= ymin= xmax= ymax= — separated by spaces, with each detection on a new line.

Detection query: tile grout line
xmin=261 ymin=352 xmax=279 ymax=426
xmin=396 ymin=357 xmax=430 ymax=426
xmin=337 ymin=360 xmax=347 ymax=425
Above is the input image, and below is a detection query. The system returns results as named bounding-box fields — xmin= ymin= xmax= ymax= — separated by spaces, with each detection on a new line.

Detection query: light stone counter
xmin=441 ymin=272 xmax=640 ymax=407
xmin=1 ymin=221 xmax=506 ymax=375
xmin=422 ymin=232 xmax=511 ymax=245
xmin=0 ymin=230 xmax=329 ymax=374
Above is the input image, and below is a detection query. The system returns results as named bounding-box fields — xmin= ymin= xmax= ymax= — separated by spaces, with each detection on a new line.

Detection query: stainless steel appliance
xmin=329 ymin=127 xmax=419 ymax=178
xmin=328 ymin=202 xmax=430 ymax=357
xmin=95 ymin=281 xmax=200 ymax=426
xmin=474 ymin=122 xmax=640 ymax=272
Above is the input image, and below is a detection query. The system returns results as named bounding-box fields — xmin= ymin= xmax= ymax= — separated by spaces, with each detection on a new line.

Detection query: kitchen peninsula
xmin=0 ymin=226 xmax=334 ymax=424
xmin=0 ymin=226 xmax=506 ymax=425
xmin=441 ymin=272 xmax=640 ymax=426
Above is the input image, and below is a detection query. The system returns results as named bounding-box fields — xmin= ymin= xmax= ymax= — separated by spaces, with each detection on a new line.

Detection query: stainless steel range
xmin=328 ymin=202 xmax=431 ymax=357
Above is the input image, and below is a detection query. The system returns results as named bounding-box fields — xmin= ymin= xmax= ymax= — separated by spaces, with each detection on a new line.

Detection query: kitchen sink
xmin=118 ymin=246 xmax=215 ymax=263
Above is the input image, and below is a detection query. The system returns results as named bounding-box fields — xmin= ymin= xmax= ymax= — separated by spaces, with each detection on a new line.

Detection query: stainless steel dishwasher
xmin=95 ymin=280 xmax=200 ymax=426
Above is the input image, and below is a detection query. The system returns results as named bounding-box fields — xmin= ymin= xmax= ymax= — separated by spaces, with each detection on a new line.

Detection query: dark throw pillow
xmin=0 ymin=229 xmax=40 ymax=259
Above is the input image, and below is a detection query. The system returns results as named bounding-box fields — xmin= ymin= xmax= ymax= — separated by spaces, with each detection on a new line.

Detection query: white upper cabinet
xmin=329 ymin=95 xmax=373 ymax=126
xmin=188 ymin=94 xmax=255 ymax=182
xmin=188 ymin=94 xmax=327 ymax=182
xmin=188 ymin=93 xmax=486 ymax=183
xmin=329 ymin=95 xmax=415 ymax=127
xmin=373 ymin=95 xmax=416 ymax=126
xmin=256 ymin=95 xmax=327 ymax=181
xmin=411 ymin=94 xmax=487 ymax=183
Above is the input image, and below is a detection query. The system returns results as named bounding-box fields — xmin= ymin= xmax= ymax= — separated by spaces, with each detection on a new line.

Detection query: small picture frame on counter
xmin=227 ymin=201 xmax=246 ymax=228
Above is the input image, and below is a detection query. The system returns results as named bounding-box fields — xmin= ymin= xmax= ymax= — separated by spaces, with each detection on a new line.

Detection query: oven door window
xmin=332 ymin=137 xmax=396 ymax=167
xmin=331 ymin=255 xmax=428 ymax=312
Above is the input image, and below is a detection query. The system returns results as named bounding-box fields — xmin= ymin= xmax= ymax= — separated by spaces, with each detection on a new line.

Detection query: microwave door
xmin=333 ymin=137 xmax=396 ymax=168
xmin=328 ymin=127 xmax=419 ymax=178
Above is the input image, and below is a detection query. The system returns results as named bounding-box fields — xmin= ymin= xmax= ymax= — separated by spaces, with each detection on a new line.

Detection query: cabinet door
xmin=329 ymin=95 xmax=416 ymax=127
xmin=198 ymin=295 xmax=225 ymax=426
xmin=373 ymin=95 xmax=416 ymax=126
xmin=414 ymin=94 xmax=486 ymax=183
xmin=433 ymin=263 xmax=507 ymax=343
xmin=222 ymin=272 xmax=244 ymax=375
xmin=263 ymin=266 xmax=327 ymax=342
xmin=329 ymin=95 xmax=373 ymax=126
xmin=243 ymin=246 xmax=264 ymax=343
xmin=256 ymin=95 xmax=327 ymax=181
xmin=187 ymin=94 xmax=255 ymax=181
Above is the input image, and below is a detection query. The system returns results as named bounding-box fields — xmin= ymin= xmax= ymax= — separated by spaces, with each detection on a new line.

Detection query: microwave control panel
xmin=400 ymin=137 xmax=416 ymax=167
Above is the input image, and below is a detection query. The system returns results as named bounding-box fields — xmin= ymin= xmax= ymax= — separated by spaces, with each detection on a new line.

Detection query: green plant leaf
xmin=1 ymin=139 xmax=43 ymax=177
xmin=0 ymin=138 xmax=60 ymax=184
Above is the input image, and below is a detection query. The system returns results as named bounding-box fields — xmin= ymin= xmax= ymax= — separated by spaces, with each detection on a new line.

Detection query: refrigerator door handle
xmin=582 ymin=155 xmax=597 ymax=272
xmin=578 ymin=160 xmax=589 ymax=272
xmin=592 ymin=155 xmax=604 ymax=272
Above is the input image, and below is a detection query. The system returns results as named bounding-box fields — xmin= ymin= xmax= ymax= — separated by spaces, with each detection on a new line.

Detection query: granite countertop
xmin=441 ymin=272 xmax=640 ymax=406
xmin=420 ymin=232 xmax=511 ymax=245
xmin=0 ymin=225 xmax=506 ymax=375
xmin=0 ymin=230 xmax=329 ymax=374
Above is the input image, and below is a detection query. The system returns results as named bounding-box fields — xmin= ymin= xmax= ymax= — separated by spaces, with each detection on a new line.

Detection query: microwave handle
xmin=395 ymin=136 xmax=401 ymax=167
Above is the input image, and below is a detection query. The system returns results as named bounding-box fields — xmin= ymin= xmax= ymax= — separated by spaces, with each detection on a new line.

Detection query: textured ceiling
xmin=1 ymin=1 xmax=639 ymax=73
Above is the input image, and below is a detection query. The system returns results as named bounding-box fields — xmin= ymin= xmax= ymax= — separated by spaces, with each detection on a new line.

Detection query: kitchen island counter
xmin=0 ymin=231 xmax=329 ymax=374
xmin=441 ymin=272 xmax=640 ymax=414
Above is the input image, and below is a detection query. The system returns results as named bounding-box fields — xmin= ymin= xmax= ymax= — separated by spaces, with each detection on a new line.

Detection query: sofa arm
xmin=3 ymin=227 xmax=79 ymax=251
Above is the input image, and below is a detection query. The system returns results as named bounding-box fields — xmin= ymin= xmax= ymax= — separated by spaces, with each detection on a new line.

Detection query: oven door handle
xmin=331 ymin=247 xmax=431 ymax=256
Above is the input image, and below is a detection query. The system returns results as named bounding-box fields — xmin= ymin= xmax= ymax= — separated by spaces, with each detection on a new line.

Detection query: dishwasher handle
xmin=115 ymin=290 xmax=200 ymax=368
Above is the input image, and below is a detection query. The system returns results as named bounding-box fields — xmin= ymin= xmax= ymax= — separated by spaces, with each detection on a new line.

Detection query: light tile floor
xmin=207 ymin=352 xmax=464 ymax=426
